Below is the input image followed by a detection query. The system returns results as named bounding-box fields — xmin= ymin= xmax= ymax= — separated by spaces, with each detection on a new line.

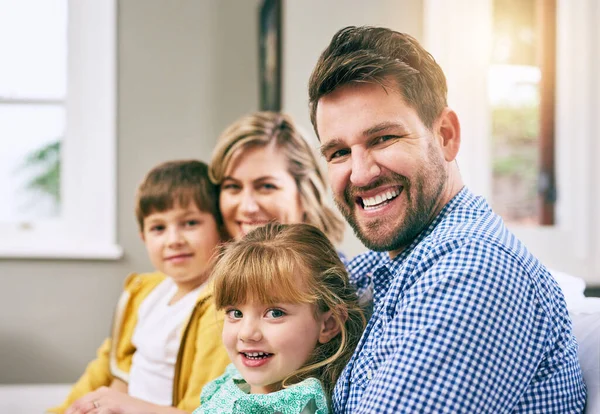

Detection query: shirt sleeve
xmin=353 ymin=239 xmax=551 ymax=413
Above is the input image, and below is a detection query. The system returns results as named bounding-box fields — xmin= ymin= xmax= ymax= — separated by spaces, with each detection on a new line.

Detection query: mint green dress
xmin=193 ymin=364 xmax=329 ymax=414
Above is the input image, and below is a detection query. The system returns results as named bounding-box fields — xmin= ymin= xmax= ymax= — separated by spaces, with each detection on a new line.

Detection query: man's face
xmin=316 ymin=80 xmax=449 ymax=255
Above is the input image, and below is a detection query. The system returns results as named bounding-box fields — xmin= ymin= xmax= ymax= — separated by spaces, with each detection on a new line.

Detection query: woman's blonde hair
xmin=209 ymin=111 xmax=345 ymax=244
xmin=211 ymin=223 xmax=366 ymax=397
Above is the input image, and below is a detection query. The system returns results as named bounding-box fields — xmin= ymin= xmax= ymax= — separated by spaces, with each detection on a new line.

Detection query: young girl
xmin=194 ymin=223 xmax=366 ymax=414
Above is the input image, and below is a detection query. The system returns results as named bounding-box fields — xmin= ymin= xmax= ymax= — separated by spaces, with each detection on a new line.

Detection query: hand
xmin=96 ymin=409 xmax=120 ymax=414
xmin=65 ymin=386 xmax=151 ymax=414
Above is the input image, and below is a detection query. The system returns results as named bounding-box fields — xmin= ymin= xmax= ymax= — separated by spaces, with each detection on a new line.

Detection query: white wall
xmin=282 ymin=0 xmax=424 ymax=257
xmin=0 ymin=0 xmax=427 ymax=386
xmin=0 ymin=0 xmax=259 ymax=384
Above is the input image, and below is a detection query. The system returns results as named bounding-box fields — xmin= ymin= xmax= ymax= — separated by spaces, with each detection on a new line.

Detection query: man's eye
xmin=226 ymin=309 xmax=243 ymax=319
xmin=375 ymin=135 xmax=397 ymax=144
xmin=265 ymin=308 xmax=285 ymax=318
xmin=329 ymin=149 xmax=350 ymax=161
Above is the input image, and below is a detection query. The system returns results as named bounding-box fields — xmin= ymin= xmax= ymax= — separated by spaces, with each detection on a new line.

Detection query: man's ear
xmin=318 ymin=310 xmax=345 ymax=344
xmin=435 ymin=107 xmax=461 ymax=162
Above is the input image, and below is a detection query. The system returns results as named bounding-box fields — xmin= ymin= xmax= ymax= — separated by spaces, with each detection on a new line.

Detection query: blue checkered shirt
xmin=336 ymin=187 xmax=586 ymax=413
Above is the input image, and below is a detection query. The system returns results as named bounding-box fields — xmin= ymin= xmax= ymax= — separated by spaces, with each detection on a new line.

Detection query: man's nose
xmin=350 ymin=148 xmax=381 ymax=187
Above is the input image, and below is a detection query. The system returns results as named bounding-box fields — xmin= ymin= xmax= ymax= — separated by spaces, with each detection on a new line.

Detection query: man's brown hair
xmin=308 ymin=26 xmax=448 ymax=135
xmin=135 ymin=160 xmax=221 ymax=231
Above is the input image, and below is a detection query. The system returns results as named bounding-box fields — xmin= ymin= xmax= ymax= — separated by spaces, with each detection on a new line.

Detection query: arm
xmin=109 ymin=378 xmax=127 ymax=393
xmin=352 ymin=241 xmax=547 ymax=413
xmin=66 ymin=302 xmax=230 ymax=414
xmin=64 ymin=388 xmax=188 ymax=414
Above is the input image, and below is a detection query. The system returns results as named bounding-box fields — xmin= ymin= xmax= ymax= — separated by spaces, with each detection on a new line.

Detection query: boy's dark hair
xmin=135 ymin=160 xmax=222 ymax=231
xmin=308 ymin=26 xmax=448 ymax=135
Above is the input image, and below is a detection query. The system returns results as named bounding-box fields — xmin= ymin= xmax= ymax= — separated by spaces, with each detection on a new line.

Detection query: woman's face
xmin=219 ymin=144 xmax=304 ymax=240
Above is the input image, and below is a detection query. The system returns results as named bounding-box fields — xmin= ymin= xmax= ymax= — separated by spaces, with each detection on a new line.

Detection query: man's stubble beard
xmin=335 ymin=148 xmax=447 ymax=253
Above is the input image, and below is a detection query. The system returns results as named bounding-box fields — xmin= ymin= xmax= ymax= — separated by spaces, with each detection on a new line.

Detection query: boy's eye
xmin=149 ymin=224 xmax=165 ymax=232
xmin=184 ymin=219 xmax=200 ymax=227
xmin=265 ymin=308 xmax=285 ymax=319
xmin=226 ymin=309 xmax=243 ymax=319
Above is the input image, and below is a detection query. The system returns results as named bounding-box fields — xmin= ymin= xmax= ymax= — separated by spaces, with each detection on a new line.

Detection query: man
xmin=309 ymin=26 xmax=586 ymax=413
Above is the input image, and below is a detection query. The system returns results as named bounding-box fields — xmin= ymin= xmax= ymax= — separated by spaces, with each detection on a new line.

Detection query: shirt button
xmin=367 ymin=369 xmax=372 ymax=380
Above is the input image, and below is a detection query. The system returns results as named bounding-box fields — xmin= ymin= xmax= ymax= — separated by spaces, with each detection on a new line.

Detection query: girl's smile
xmin=239 ymin=350 xmax=274 ymax=368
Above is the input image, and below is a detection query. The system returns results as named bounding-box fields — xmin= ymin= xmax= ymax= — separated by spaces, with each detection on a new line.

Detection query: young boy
xmin=49 ymin=160 xmax=231 ymax=414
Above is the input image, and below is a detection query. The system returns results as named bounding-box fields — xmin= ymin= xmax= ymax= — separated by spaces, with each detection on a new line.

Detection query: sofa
xmin=1 ymin=271 xmax=597 ymax=413
xmin=553 ymin=269 xmax=600 ymax=414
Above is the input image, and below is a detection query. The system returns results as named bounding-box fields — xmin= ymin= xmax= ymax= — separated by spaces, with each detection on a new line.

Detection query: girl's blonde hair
xmin=211 ymin=223 xmax=366 ymax=396
xmin=209 ymin=111 xmax=345 ymax=244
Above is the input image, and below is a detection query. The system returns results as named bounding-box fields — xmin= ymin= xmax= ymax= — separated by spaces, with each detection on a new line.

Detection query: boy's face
xmin=141 ymin=203 xmax=220 ymax=293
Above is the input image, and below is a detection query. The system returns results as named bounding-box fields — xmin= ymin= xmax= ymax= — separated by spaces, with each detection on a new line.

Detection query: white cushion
xmin=570 ymin=298 xmax=600 ymax=414
xmin=549 ymin=267 xmax=587 ymax=310
xmin=0 ymin=384 xmax=70 ymax=413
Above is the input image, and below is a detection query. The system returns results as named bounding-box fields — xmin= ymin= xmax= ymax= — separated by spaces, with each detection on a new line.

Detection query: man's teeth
xmin=362 ymin=188 xmax=401 ymax=208
xmin=244 ymin=351 xmax=271 ymax=359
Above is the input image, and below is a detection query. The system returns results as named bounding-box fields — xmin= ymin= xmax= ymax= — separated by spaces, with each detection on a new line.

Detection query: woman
xmin=209 ymin=111 xmax=345 ymax=245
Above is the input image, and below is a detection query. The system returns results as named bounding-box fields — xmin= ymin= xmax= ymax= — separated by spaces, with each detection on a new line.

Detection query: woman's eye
xmin=221 ymin=183 xmax=240 ymax=191
xmin=258 ymin=182 xmax=277 ymax=191
xmin=226 ymin=309 xmax=243 ymax=319
xmin=265 ymin=308 xmax=285 ymax=319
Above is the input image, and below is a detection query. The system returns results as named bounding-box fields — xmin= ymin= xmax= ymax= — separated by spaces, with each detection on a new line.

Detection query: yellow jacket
xmin=48 ymin=272 xmax=230 ymax=413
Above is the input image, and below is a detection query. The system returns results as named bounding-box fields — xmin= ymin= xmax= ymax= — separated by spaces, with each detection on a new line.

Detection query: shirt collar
xmin=377 ymin=186 xmax=474 ymax=276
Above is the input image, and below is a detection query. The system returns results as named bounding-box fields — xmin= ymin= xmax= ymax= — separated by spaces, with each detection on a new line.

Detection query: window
xmin=0 ymin=0 xmax=121 ymax=259
xmin=489 ymin=0 xmax=550 ymax=225
xmin=424 ymin=0 xmax=600 ymax=283
xmin=1 ymin=0 xmax=65 ymax=221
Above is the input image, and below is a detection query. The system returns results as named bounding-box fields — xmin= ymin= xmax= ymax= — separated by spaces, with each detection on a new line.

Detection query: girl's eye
xmin=184 ymin=219 xmax=200 ymax=227
xmin=226 ymin=309 xmax=243 ymax=319
xmin=265 ymin=308 xmax=285 ymax=319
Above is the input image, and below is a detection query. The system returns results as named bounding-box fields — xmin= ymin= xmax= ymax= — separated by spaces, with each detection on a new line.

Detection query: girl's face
xmin=219 ymin=144 xmax=304 ymax=240
xmin=222 ymin=300 xmax=331 ymax=394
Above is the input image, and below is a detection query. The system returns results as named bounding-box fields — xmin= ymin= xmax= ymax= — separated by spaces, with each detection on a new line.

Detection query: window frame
xmin=0 ymin=0 xmax=122 ymax=260
xmin=423 ymin=0 xmax=600 ymax=284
